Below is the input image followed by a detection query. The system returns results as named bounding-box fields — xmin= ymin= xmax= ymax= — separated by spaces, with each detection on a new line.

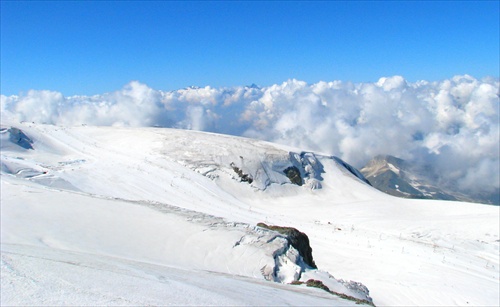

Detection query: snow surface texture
xmin=1 ymin=75 xmax=499 ymax=202
xmin=1 ymin=121 xmax=499 ymax=306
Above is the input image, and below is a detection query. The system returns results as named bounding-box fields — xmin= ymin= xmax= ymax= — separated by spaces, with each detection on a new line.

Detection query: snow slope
xmin=1 ymin=121 xmax=499 ymax=306
xmin=1 ymin=177 xmax=362 ymax=306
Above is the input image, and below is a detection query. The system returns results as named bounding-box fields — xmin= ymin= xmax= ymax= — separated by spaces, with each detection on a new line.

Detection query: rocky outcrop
xmin=283 ymin=166 xmax=302 ymax=186
xmin=230 ymin=162 xmax=253 ymax=184
xmin=257 ymin=223 xmax=317 ymax=269
xmin=293 ymin=279 xmax=375 ymax=306
xmin=360 ymin=155 xmax=464 ymax=201
xmin=255 ymin=223 xmax=374 ymax=305
xmin=361 ymin=155 xmax=500 ymax=205
xmin=287 ymin=152 xmax=325 ymax=189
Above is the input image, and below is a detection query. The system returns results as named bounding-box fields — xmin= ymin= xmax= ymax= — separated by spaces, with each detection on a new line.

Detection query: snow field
xmin=1 ymin=121 xmax=498 ymax=306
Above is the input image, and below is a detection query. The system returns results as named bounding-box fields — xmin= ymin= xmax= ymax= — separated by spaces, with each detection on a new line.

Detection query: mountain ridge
xmin=360 ymin=154 xmax=499 ymax=205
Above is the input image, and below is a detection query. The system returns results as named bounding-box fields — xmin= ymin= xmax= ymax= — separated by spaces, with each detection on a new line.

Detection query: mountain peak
xmin=246 ymin=83 xmax=260 ymax=89
xmin=361 ymin=155 xmax=499 ymax=205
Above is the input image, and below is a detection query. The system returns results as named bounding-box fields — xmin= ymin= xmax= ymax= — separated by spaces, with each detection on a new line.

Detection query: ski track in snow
xmin=1 ymin=121 xmax=499 ymax=306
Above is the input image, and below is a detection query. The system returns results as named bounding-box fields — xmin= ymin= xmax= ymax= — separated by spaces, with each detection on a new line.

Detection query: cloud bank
xmin=2 ymin=76 xmax=499 ymax=197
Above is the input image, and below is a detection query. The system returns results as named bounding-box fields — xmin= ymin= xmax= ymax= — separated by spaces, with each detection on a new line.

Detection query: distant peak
xmin=246 ymin=83 xmax=260 ymax=89
xmin=367 ymin=155 xmax=404 ymax=168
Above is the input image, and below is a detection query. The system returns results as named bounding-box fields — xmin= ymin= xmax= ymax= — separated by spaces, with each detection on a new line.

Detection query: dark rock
xmin=257 ymin=223 xmax=316 ymax=268
xmin=230 ymin=162 xmax=253 ymax=184
xmin=293 ymin=279 xmax=375 ymax=306
xmin=283 ymin=166 xmax=302 ymax=186
xmin=306 ymin=279 xmax=330 ymax=291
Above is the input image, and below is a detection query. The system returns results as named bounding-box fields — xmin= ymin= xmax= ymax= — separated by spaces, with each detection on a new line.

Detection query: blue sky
xmin=1 ymin=1 xmax=499 ymax=96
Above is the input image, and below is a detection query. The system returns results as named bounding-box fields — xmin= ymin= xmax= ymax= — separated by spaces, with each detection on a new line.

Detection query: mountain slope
xmin=360 ymin=154 xmax=500 ymax=205
xmin=1 ymin=121 xmax=499 ymax=306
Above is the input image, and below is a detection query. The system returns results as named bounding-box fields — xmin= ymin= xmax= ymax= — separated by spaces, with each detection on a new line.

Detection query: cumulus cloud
xmin=1 ymin=76 xmax=499 ymax=197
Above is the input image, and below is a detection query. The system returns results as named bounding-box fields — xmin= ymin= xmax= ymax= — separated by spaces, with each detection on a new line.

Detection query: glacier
xmin=1 ymin=120 xmax=498 ymax=306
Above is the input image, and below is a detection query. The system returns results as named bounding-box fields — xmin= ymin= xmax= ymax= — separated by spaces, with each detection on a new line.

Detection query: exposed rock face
xmin=230 ymin=162 xmax=253 ymax=184
xmin=225 ymin=152 xmax=326 ymax=190
xmin=257 ymin=223 xmax=317 ymax=269
xmin=361 ymin=154 xmax=500 ymax=205
xmin=303 ymin=279 xmax=375 ymax=306
xmin=287 ymin=152 xmax=325 ymax=189
xmin=361 ymin=155 xmax=461 ymax=201
xmin=283 ymin=166 xmax=302 ymax=186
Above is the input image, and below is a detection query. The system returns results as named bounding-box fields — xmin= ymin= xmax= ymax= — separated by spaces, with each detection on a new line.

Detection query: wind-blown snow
xmin=1 ymin=122 xmax=498 ymax=306
xmin=1 ymin=75 xmax=498 ymax=198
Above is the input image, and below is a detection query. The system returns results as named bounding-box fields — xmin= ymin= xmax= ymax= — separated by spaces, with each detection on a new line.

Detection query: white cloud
xmin=1 ymin=76 xmax=499 ymax=195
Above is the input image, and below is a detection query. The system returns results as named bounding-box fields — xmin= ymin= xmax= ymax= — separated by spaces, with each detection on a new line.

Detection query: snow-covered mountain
xmin=1 ymin=121 xmax=499 ymax=306
xmin=360 ymin=154 xmax=500 ymax=205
